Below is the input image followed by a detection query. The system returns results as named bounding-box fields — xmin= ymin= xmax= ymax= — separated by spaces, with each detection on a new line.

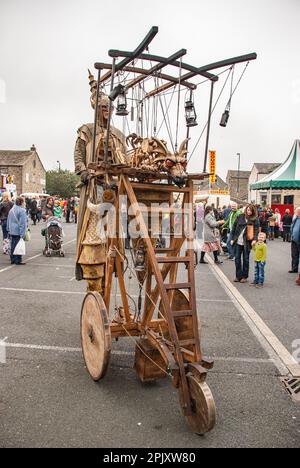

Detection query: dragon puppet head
xmin=152 ymin=138 xmax=189 ymax=187
xmin=126 ymin=135 xmax=189 ymax=187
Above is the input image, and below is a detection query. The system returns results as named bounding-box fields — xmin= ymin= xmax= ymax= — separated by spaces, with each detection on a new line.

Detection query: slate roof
xmin=226 ymin=170 xmax=251 ymax=179
xmin=253 ymin=163 xmax=281 ymax=174
xmin=0 ymin=150 xmax=34 ymax=166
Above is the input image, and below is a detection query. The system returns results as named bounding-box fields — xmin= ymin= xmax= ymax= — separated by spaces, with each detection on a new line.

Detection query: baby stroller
xmin=42 ymin=216 xmax=64 ymax=257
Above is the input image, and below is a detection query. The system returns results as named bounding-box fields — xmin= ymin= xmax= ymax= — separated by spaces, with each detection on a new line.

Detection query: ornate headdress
xmin=88 ymin=69 xmax=109 ymax=109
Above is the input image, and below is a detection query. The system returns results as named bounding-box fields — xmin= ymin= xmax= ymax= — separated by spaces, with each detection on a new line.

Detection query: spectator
xmin=231 ymin=204 xmax=259 ymax=283
xmin=53 ymin=200 xmax=63 ymax=219
xmin=0 ymin=192 xmax=13 ymax=251
xmin=6 ymin=196 xmax=27 ymax=265
xmin=268 ymin=210 xmax=276 ymax=240
xmin=196 ymin=203 xmax=204 ymax=239
xmin=274 ymin=208 xmax=281 ymax=238
xmin=30 ymin=197 xmax=39 ymax=226
xmin=222 ymin=202 xmax=241 ymax=260
xmin=250 ymin=232 xmax=267 ymax=288
xmin=200 ymin=206 xmax=225 ymax=265
xmin=42 ymin=197 xmax=54 ymax=221
xmin=259 ymin=208 xmax=270 ymax=239
xmin=289 ymin=206 xmax=300 ymax=274
xmin=282 ymin=209 xmax=293 ymax=242
xmin=223 ymin=205 xmax=231 ymax=221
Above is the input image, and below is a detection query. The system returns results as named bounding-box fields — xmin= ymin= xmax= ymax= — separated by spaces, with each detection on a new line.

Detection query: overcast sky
xmin=0 ymin=0 xmax=299 ymax=179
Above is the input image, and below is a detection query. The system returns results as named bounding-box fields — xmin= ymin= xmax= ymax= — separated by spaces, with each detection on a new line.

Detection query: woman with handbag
xmin=231 ymin=204 xmax=259 ymax=283
xmin=6 ymin=197 xmax=28 ymax=265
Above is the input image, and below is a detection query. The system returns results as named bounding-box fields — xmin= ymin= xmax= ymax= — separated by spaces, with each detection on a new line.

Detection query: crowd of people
xmin=198 ymin=202 xmax=300 ymax=288
xmin=1 ymin=191 xmax=300 ymax=288
xmin=0 ymin=193 xmax=79 ymax=265
xmin=25 ymin=196 xmax=79 ymax=225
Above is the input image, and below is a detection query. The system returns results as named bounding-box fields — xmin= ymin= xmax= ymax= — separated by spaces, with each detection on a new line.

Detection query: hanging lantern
xmin=184 ymin=98 xmax=198 ymax=127
xmin=134 ymin=247 xmax=146 ymax=272
xmin=116 ymin=92 xmax=129 ymax=116
xmin=220 ymin=107 xmax=230 ymax=127
xmin=109 ymin=83 xmax=124 ymax=101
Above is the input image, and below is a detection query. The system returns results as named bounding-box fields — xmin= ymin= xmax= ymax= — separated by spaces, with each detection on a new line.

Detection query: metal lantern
xmin=109 ymin=84 xmax=124 ymax=101
xmin=134 ymin=247 xmax=146 ymax=272
xmin=220 ymin=108 xmax=230 ymax=127
xmin=184 ymin=99 xmax=198 ymax=127
xmin=116 ymin=92 xmax=129 ymax=116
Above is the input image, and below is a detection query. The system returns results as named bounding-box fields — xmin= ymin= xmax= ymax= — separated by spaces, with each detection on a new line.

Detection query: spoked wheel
xmin=179 ymin=371 xmax=216 ymax=435
xmin=81 ymin=292 xmax=111 ymax=381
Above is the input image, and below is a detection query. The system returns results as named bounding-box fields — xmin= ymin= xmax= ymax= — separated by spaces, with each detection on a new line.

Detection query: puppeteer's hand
xmin=80 ymin=170 xmax=90 ymax=184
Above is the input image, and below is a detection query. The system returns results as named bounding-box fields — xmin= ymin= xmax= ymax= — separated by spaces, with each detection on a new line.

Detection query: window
xmin=260 ymin=193 xmax=267 ymax=205
xmin=33 ymin=159 xmax=36 ymax=169
xmin=25 ymin=173 xmax=29 ymax=183
xmin=271 ymin=194 xmax=281 ymax=204
xmin=284 ymin=195 xmax=294 ymax=205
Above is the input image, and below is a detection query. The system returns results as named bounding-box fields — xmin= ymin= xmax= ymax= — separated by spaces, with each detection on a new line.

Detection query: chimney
xmin=30 ymin=144 xmax=36 ymax=152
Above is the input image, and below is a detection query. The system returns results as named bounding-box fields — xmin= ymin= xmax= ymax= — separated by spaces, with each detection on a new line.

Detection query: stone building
xmin=0 ymin=144 xmax=46 ymax=195
xmin=248 ymin=163 xmax=281 ymax=204
xmin=226 ymin=170 xmax=251 ymax=201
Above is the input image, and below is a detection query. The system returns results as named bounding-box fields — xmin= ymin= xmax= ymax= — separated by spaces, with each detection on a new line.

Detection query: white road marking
xmin=3 ymin=342 xmax=275 ymax=364
xmin=0 ymin=287 xmax=85 ymax=295
xmin=207 ymin=256 xmax=300 ymax=378
xmin=0 ymin=238 xmax=76 ymax=274
xmin=21 ymin=263 xmax=75 ymax=268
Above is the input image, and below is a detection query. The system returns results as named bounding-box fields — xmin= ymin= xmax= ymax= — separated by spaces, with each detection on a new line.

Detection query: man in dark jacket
xmin=30 ymin=197 xmax=38 ymax=226
xmin=282 ymin=209 xmax=293 ymax=242
xmin=290 ymin=207 xmax=300 ymax=274
xmin=231 ymin=204 xmax=259 ymax=283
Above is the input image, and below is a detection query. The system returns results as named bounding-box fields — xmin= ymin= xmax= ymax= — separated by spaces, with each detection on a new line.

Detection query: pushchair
xmin=42 ymin=216 xmax=64 ymax=257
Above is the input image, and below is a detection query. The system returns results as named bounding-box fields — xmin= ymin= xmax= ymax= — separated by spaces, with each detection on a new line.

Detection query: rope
xmin=188 ymin=66 xmax=233 ymax=163
xmin=120 ymin=322 xmax=172 ymax=378
xmin=157 ymin=85 xmax=176 ymax=134
xmin=113 ymin=245 xmax=167 ymax=323
xmin=158 ymin=93 xmax=175 ymax=152
xmin=175 ymin=58 xmax=183 ymax=151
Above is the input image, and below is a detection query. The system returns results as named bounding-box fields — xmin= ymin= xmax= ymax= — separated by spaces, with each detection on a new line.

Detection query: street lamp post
xmin=237 ymin=152 xmax=241 ymax=198
xmin=57 ymin=160 xmax=61 ymax=172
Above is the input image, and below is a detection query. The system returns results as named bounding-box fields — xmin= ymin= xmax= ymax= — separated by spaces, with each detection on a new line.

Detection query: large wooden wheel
xmin=81 ymin=292 xmax=111 ymax=381
xmin=179 ymin=371 xmax=216 ymax=435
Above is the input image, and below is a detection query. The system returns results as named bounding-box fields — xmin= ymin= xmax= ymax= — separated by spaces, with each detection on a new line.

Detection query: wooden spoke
xmin=81 ymin=292 xmax=111 ymax=381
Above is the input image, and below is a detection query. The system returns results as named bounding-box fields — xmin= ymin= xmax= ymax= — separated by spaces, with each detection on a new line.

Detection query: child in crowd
xmin=251 ymin=232 xmax=267 ymax=288
xmin=53 ymin=200 xmax=63 ymax=219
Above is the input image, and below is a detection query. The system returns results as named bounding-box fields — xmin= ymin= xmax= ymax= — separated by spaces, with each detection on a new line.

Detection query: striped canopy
xmin=251 ymin=140 xmax=300 ymax=190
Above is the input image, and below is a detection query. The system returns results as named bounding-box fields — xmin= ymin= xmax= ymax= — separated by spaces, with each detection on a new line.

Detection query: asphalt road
xmin=0 ymin=223 xmax=299 ymax=448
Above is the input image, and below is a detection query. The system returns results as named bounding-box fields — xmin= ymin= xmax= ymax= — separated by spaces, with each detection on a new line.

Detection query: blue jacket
xmin=7 ymin=205 xmax=27 ymax=239
xmin=291 ymin=217 xmax=300 ymax=245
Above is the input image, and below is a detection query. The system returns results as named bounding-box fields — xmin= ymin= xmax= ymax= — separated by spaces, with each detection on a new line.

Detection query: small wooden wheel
xmin=179 ymin=373 xmax=216 ymax=435
xmin=81 ymin=292 xmax=111 ymax=381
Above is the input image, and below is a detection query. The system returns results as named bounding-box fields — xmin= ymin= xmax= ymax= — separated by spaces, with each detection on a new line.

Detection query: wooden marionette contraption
xmin=75 ymin=26 xmax=257 ymax=435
